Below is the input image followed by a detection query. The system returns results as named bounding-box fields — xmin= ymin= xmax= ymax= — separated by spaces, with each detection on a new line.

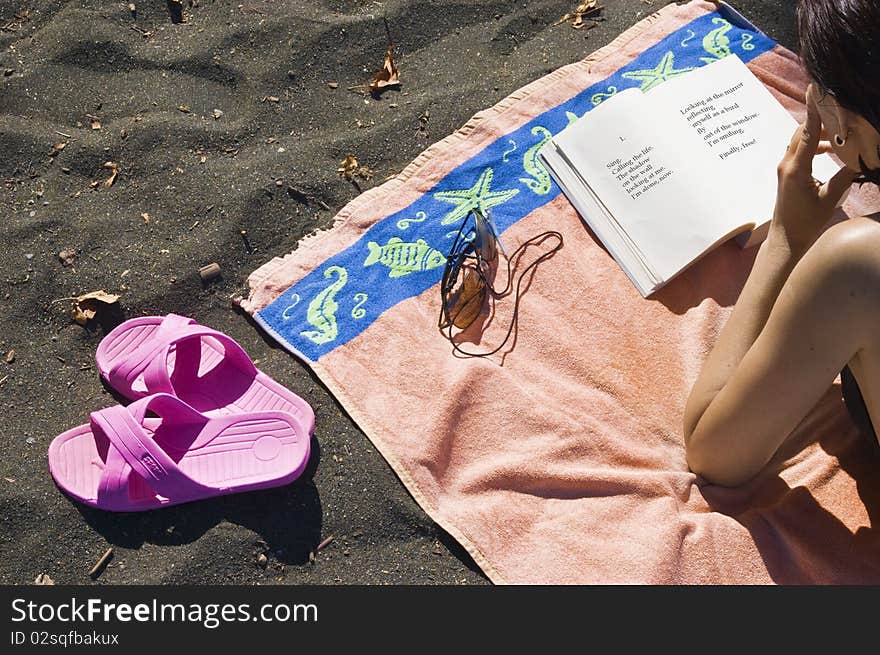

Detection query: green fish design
xmin=300 ymin=266 xmax=347 ymax=345
xmin=518 ymin=126 xmax=553 ymax=195
xmin=364 ymin=237 xmax=446 ymax=278
xmin=700 ymin=17 xmax=733 ymax=64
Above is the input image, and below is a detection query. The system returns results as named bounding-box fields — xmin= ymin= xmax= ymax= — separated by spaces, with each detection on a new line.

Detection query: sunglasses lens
xmin=473 ymin=212 xmax=498 ymax=264
xmin=439 ymin=210 xmax=500 ymax=332
xmin=444 ymin=265 xmax=485 ymax=329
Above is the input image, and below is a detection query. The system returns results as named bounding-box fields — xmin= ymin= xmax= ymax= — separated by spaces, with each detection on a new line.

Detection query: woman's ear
xmin=831 ymin=100 xmax=856 ymax=145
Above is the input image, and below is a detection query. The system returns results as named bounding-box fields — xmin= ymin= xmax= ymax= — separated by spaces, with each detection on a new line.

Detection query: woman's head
xmin=798 ymin=0 xmax=880 ymax=183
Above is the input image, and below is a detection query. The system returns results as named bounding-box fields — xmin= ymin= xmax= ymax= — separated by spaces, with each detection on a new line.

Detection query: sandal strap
xmin=115 ymin=321 xmax=257 ymax=397
xmin=89 ymin=400 xmax=210 ymax=502
xmin=96 ymin=442 xmax=135 ymax=508
xmin=107 ymin=314 xmax=195 ymax=396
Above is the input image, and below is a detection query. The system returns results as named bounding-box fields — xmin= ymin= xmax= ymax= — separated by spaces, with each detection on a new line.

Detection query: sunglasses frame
xmin=437 ymin=207 xmax=564 ymax=358
xmin=438 ymin=208 xmax=500 ymax=332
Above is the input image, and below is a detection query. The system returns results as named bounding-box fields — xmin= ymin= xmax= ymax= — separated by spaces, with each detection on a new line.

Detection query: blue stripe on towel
xmin=257 ymin=10 xmax=776 ymax=362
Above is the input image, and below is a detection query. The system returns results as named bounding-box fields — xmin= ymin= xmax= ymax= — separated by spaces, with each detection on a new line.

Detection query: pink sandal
xmin=48 ymin=393 xmax=311 ymax=511
xmin=95 ymin=314 xmax=314 ymax=434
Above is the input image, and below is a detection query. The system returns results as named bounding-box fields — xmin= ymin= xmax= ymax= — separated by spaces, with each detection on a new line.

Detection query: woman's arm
xmin=682 ymin=89 xmax=860 ymax=485
xmin=682 ymin=230 xmax=803 ymax=440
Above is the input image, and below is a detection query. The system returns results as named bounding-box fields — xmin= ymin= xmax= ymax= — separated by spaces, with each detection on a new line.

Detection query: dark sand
xmin=0 ymin=0 xmax=796 ymax=584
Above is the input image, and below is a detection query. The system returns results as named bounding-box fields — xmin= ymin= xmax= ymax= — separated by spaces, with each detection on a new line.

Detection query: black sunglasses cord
xmin=440 ymin=230 xmax=564 ymax=358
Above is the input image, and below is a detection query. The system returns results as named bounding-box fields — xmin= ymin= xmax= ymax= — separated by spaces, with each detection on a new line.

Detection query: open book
xmin=540 ymin=54 xmax=841 ymax=297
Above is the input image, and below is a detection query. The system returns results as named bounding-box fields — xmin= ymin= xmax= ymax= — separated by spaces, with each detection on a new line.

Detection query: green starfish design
xmin=621 ymin=51 xmax=695 ymax=93
xmin=433 ymin=167 xmax=519 ymax=225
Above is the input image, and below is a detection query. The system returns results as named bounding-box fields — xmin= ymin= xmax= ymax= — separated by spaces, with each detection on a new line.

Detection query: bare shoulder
xmin=808 ymin=216 xmax=880 ymax=272
xmin=795 ymin=216 xmax=880 ymax=331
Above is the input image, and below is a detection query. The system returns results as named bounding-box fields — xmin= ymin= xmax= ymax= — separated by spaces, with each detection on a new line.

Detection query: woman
xmin=683 ymin=0 xmax=880 ymax=486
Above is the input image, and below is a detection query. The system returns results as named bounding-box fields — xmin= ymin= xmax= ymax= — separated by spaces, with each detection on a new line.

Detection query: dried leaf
xmin=141 ymin=212 xmax=151 ymax=224
xmin=336 ymin=154 xmax=373 ymax=181
xmin=177 ymin=104 xmax=191 ymax=113
xmin=89 ymin=117 xmax=102 ymax=130
xmin=212 ymin=108 xmax=223 ymax=120
xmin=327 ymin=82 xmax=339 ymax=89
xmin=103 ymin=161 xmax=119 ymax=187
xmin=262 ymin=95 xmax=280 ymax=103
xmin=337 ymin=154 xmax=358 ymax=179
xmin=49 ymin=142 xmax=66 ymax=157
xmin=70 ymin=291 xmax=120 ymax=325
xmin=369 ymin=45 xmax=400 ymax=94
xmin=554 ymin=1 xmax=603 ymax=28
xmin=5 ymin=350 xmax=14 ymax=364
xmin=34 ymin=573 xmax=55 ymax=585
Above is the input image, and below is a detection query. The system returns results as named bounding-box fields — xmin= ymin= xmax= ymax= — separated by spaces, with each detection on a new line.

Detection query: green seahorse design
xmin=700 ymin=17 xmax=733 ymax=64
xmin=364 ymin=237 xmax=446 ymax=278
xmin=300 ymin=266 xmax=347 ymax=345
xmin=397 ymin=211 xmax=428 ymax=230
xmin=740 ymin=33 xmax=754 ymax=51
xmin=351 ymin=293 xmax=368 ymax=319
xmin=590 ymin=86 xmax=618 ymax=106
xmin=518 ymin=126 xmax=553 ymax=195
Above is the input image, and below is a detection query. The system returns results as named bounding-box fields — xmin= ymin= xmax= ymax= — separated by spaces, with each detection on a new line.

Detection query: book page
xmin=648 ymin=54 xmax=841 ymax=225
xmin=552 ymin=84 xmax=750 ymax=282
xmin=540 ymin=141 xmax=657 ymax=295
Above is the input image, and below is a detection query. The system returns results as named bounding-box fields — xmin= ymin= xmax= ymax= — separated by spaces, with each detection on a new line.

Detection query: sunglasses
xmin=438 ymin=208 xmax=563 ymax=357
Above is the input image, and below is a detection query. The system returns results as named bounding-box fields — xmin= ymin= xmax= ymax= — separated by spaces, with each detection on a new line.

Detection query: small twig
xmin=88 ymin=547 xmax=114 ymax=579
xmin=54 ymin=130 xmax=72 ymax=138
xmin=316 ymin=535 xmax=334 ymax=552
xmin=0 ymin=375 xmax=8 ymax=386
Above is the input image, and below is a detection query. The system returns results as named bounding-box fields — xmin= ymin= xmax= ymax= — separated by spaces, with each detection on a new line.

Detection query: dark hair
xmin=797 ymin=0 xmax=880 ymax=184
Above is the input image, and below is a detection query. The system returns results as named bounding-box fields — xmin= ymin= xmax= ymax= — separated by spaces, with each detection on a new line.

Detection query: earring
xmin=834 ymin=134 xmax=847 ymax=147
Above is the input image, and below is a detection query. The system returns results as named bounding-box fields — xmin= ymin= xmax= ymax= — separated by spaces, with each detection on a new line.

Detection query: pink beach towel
xmin=241 ymin=0 xmax=880 ymax=583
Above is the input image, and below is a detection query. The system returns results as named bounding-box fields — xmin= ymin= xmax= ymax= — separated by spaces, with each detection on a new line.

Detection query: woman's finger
xmin=786 ymin=120 xmax=803 ymax=157
xmin=793 ymin=94 xmax=822 ymax=167
xmin=805 ymin=82 xmax=828 ymax=141
xmin=819 ymin=165 xmax=859 ymax=207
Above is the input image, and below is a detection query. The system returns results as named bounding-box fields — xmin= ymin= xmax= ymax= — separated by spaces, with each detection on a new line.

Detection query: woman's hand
xmin=769 ymin=84 xmax=858 ymax=254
